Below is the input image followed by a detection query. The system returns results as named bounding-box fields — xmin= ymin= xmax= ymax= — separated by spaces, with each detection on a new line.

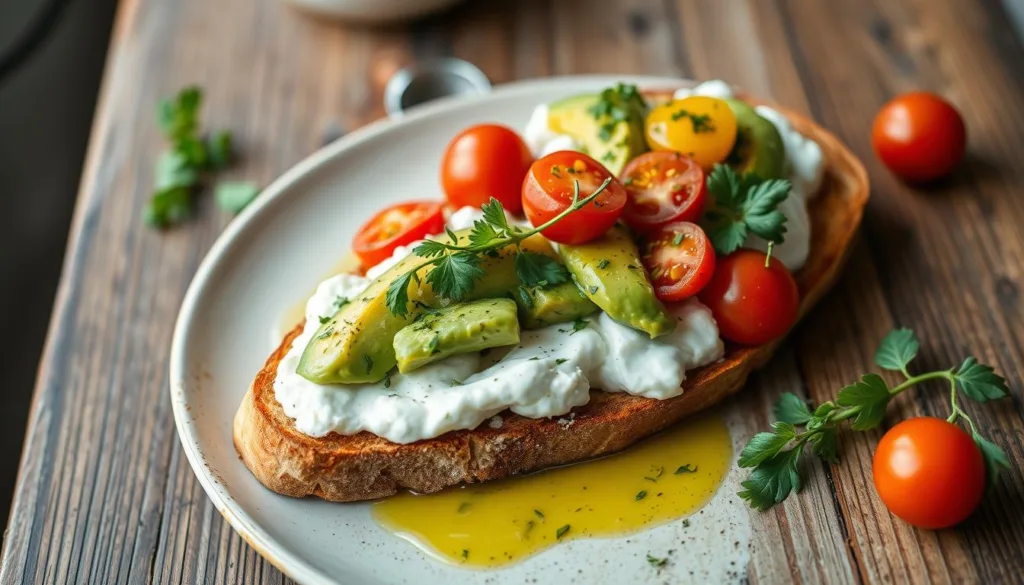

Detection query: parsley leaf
xmin=572 ymin=318 xmax=589 ymax=333
xmin=875 ymin=328 xmax=919 ymax=374
xmin=155 ymin=151 xmax=198 ymax=191
xmin=737 ymin=421 xmax=797 ymax=467
xmin=468 ymin=220 xmax=501 ymax=248
xmin=215 ymin=182 xmax=260 ymax=214
xmin=774 ymin=393 xmax=812 ymax=425
xmin=674 ymin=464 xmax=696 ymax=474
xmin=480 ymin=197 xmax=511 ymax=234
xmin=207 ymin=131 xmax=233 ymax=169
xmin=413 ymin=239 xmax=449 ymax=258
xmin=835 ymin=374 xmax=891 ymax=430
xmin=385 ymin=270 xmax=417 ymax=317
xmin=955 ymin=357 xmax=1009 ymax=401
xmin=738 ymin=448 xmax=802 ymax=511
xmin=809 ymin=428 xmax=839 ymax=463
xmin=515 ymin=251 xmax=569 ymax=288
xmin=700 ymin=165 xmax=791 ymax=255
xmin=144 ymin=187 xmax=193 ymax=228
xmin=426 ymin=252 xmax=485 ymax=301
xmin=974 ymin=433 xmax=1010 ymax=488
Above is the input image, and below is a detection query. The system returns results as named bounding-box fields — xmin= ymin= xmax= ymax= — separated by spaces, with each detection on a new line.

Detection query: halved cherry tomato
xmin=644 ymin=96 xmax=738 ymax=169
xmin=641 ymin=222 xmax=715 ymax=301
xmin=872 ymin=92 xmax=966 ymax=183
xmin=698 ymin=249 xmax=799 ymax=345
xmin=441 ymin=124 xmax=533 ymax=214
xmin=873 ymin=417 xmax=985 ymax=529
xmin=621 ymin=152 xmax=707 ymax=232
xmin=522 ymin=151 xmax=627 ymax=244
xmin=352 ymin=201 xmax=445 ymax=268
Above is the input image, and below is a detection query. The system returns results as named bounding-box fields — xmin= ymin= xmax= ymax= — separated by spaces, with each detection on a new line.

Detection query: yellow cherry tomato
xmin=644 ymin=96 xmax=738 ymax=169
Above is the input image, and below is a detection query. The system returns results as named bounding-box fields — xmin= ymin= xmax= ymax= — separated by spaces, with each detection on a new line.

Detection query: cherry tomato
xmin=644 ymin=96 xmax=738 ymax=169
xmin=873 ymin=417 xmax=985 ymax=529
xmin=522 ymin=151 xmax=627 ymax=244
xmin=621 ymin=152 xmax=707 ymax=232
xmin=872 ymin=92 xmax=967 ymax=183
xmin=641 ymin=222 xmax=716 ymax=301
xmin=352 ymin=201 xmax=445 ymax=268
xmin=441 ymin=124 xmax=533 ymax=214
xmin=698 ymin=249 xmax=799 ymax=345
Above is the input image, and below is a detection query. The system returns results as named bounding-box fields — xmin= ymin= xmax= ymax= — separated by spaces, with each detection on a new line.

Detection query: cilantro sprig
xmin=699 ymin=165 xmax=791 ymax=256
xmin=385 ymin=179 xmax=612 ymax=317
xmin=739 ymin=328 xmax=1011 ymax=511
xmin=147 ymin=86 xmax=259 ymax=227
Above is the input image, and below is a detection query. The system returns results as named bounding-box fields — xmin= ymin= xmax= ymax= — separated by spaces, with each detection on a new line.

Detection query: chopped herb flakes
xmin=555 ymin=524 xmax=571 ymax=539
xmin=597 ymin=259 xmax=611 ymax=269
xmin=647 ymin=554 xmax=668 ymax=567
xmin=318 ymin=316 xmax=331 ymax=324
xmin=363 ymin=355 xmax=374 ymax=374
xmin=461 ymin=549 xmax=469 ymax=560
xmin=635 ymin=490 xmax=647 ymax=501
xmin=534 ymin=509 xmax=545 ymax=520
xmin=572 ymin=318 xmax=589 ymax=333
xmin=675 ymin=464 xmax=697 ymax=474
xmin=555 ymin=358 xmax=568 ymax=365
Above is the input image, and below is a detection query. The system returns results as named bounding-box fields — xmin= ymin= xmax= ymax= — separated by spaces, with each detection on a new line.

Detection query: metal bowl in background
xmin=283 ymin=0 xmax=465 ymax=23
xmin=384 ymin=58 xmax=491 ymax=117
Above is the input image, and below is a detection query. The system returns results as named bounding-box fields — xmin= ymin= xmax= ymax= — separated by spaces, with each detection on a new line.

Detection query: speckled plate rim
xmin=169 ymin=75 xmax=699 ymax=585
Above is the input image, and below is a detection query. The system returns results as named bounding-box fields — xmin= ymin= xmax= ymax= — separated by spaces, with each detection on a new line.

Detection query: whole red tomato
xmin=698 ymin=249 xmax=799 ymax=345
xmin=873 ymin=417 xmax=985 ymax=529
xmin=521 ymin=151 xmax=626 ymax=244
xmin=872 ymin=92 xmax=966 ymax=182
xmin=441 ymin=124 xmax=533 ymax=214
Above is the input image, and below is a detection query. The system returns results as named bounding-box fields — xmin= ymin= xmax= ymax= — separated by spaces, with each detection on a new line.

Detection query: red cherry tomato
xmin=872 ymin=92 xmax=967 ymax=182
xmin=441 ymin=124 xmax=533 ymax=214
xmin=641 ymin=222 xmax=716 ymax=301
xmin=873 ymin=417 xmax=985 ymax=529
xmin=621 ymin=152 xmax=707 ymax=232
xmin=698 ymin=249 xmax=799 ymax=345
xmin=521 ymin=151 xmax=627 ymax=244
xmin=352 ymin=201 xmax=445 ymax=268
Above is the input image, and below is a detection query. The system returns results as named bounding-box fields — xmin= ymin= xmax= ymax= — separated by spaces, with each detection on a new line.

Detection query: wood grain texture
xmin=3 ymin=0 xmax=1024 ymax=583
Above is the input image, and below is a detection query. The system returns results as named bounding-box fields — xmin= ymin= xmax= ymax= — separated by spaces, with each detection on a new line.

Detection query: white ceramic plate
xmin=170 ymin=75 xmax=755 ymax=585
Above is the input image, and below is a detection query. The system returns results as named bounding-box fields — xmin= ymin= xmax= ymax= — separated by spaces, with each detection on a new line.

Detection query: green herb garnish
xmin=147 ymin=86 xmax=253 ymax=227
xmin=739 ymin=328 xmax=1011 ymax=511
xmin=588 ymin=83 xmax=647 ymax=144
xmin=215 ymin=182 xmax=260 ymax=214
xmin=596 ymin=259 xmax=610 ymax=269
xmin=534 ymin=509 xmax=545 ymax=520
xmin=318 ymin=316 xmax=331 ymax=324
xmin=386 ymin=179 xmax=612 ymax=317
xmin=635 ymin=490 xmax=647 ymax=501
xmin=699 ymin=165 xmax=791 ymax=256
xmin=674 ymin=464 xmax=696 ymax=474
xmin=571 ymin=318 xmax=589 ymax=334
xmin=646 ymin=554 xmax=668 ymax=567
xmin=555 ymin=524 xmax=571 ymax=539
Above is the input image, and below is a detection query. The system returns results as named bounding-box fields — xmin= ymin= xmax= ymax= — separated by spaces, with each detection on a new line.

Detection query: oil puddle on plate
xmin=372 ymin=413 xmax=732 ymax=568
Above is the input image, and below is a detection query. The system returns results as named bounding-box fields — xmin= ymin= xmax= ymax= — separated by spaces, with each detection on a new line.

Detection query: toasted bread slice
xmin=233 ymin=91 xmax=870 ymax=502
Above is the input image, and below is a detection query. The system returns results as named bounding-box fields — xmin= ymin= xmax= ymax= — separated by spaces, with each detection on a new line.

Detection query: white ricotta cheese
xmin=274 ymin=271 xmax=723 ymax=444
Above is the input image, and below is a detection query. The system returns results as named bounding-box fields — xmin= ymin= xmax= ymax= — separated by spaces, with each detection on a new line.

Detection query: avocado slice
xmin=724 ymin=99 xmax=786 ymax=179
xmin=297 ymin=230 xmax=558 ymax=384
xmin=548 ymin=91 xmax=647 ymax=175
xmin=393 ymin=298 xmax=520 ymax=373
xmin=515 ymin=281 xmax=599 ymax=329
xmin=559 ymin=226 xmax=675 ymax=338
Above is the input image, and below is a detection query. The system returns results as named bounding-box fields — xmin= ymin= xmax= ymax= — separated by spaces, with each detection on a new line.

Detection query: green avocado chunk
xmin=548 ymin=90 xmax=647 ymax=175
xmin=559 ymin=226 xmax=675 ymax=338
xmin=394 ymin=298 xmax=520 ymax=373
xmin=724 ymin=99 xmax=786 ymax=180
xmin=515 ymin=281 xmax=599 ymax=329
xmin=297 ymin=230 xmax=558 ymax=384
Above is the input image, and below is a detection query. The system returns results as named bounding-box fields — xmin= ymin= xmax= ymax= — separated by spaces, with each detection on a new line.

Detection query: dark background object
xmin=0 ymin=0 xmax=118 ymax=539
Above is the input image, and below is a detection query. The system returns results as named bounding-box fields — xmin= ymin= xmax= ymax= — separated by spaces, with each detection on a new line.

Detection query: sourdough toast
xmin=233 ymin=92 xmax=870 ymax=502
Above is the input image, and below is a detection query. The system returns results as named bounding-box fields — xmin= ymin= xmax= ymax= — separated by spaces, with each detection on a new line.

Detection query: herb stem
xmin=888 ymin=370 xmax=953 ymax=396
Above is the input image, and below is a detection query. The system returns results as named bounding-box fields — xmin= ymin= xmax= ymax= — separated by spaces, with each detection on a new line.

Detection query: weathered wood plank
xmin=3 ymin=0 xmax=1024 ymax=583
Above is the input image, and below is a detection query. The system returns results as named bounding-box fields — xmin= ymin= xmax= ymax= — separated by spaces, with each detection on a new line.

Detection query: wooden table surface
xmin=4 ymin=0 xmax=1024 ymax=583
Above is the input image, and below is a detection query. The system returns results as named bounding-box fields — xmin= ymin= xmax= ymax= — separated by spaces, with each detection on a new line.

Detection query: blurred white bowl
xmin=285 ymin=0 xmax=465 ymax=23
